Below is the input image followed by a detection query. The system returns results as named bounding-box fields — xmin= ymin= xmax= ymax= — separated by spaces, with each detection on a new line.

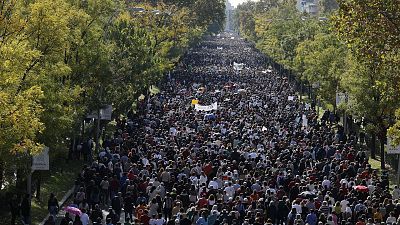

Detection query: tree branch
xmin=15 ymin=57 xmax=41 ymax=96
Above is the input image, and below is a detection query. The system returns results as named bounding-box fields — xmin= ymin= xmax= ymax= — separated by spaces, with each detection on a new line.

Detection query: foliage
xmin=235 ymin=0 xmax=400 ymax=167
xmin=333 ymin=0 xmax=400 ymax=164
xmin=0 ymin=0 xmax=225 ymax=187
xmin=319 ymin=0 xmax=339 ymax=14
xmin=294 ymin=33 xmax=348 ymax=106
xmin=0 ymin=0 xmax=45 ymax=174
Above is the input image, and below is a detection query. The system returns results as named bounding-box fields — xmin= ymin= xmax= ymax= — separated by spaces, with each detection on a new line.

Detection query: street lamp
xmin=312 ymin=81 xmax=320 ymax=116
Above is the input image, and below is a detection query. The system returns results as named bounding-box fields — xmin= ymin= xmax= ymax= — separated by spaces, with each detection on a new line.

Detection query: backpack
xmin=278 ymin=176 xmax=285 ymax=185
xmin=164 ymin=197 xmax=173 ymax=209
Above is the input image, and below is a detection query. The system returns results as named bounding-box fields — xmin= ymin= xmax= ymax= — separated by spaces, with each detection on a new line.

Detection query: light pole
xmin=312 ymin=82 xmax=320 ymax=116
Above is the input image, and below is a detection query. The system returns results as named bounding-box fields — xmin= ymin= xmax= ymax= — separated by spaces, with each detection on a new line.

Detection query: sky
xmin=229 ymin=0 xmax=251 ymax=7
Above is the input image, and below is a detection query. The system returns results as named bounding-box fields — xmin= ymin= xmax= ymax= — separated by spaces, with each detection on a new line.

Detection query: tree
xmin=254 ymin=1 xmax=319 ymax=70
xmin=333 ymin=0 xmax=400 ymax=167
xmin=319 ymin=0 xmax=338 ymax=14
xmin=0 ymin=0 xmax=216 ymax=188
xmin=0 ymin=0 xmax=45 ymax=185
xmin=294 ymin=33 xmax=348 ymax=107
xmin=193 ymin=0 xmax=226 ymax=33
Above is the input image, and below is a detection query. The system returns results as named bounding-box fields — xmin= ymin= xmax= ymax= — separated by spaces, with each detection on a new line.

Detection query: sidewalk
xmin=40 ymin=186 xmax=128 ymax=225
xmin=39 ymin=186 xmax=75 ymax=225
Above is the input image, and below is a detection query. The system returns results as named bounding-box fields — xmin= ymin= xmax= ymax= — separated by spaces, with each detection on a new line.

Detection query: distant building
xmin=297 ymin=0 xmax=319 ymax=15
xmin=225 ymin=0 xmax=234 ymax=31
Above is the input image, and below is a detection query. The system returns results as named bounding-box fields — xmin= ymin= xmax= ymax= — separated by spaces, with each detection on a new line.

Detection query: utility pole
xmin=95 ymin=85 xmax=103 ymax=155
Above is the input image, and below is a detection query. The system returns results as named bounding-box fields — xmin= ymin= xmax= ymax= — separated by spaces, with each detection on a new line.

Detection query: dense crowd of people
xmin=46 ymin=34 xmax=399 ymax=225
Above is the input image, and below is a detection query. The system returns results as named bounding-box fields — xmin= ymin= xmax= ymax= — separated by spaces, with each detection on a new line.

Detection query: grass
xmin=150 ymin=85 xmax=160 ymax=95
xmin=298 ymin=91 xmax=400 ymax=189
xmin=30 ymin=159 xmax=83 ymax=224
xmin=1 ymin=85 xmax=159 ymax=224
xmin=369 ymin=156 xmax=397 ymax=190
xmin=0 ymin=160 xmax=83 ymax=225
xmin=297 ymin=93 xmax=328 ymax=120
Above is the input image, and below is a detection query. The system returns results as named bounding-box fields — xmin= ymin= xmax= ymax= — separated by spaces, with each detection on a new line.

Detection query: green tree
xmin=294 ymin=33 xmax=348 ymax=107
xmin=254 ymin=1 xmax=320 ymax=70
xmin=333 ymin=0 xmax=400 ymax=167
xmin=319 ymin=0 xmax=338 ymax=14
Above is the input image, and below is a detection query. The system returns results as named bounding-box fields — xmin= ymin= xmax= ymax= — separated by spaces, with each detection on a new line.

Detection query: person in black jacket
xmin=90 ymin=204 xmax=103 ymax=224
xmin=60 ymin=212 xmax=72 ymax=225
xmin=111 ymin=192 xmax=122 ymax=217
xmin=179 ymin=213 xmax=192 ymax=225
xmin=106 ymin=209 xmax=119 ymax=225
xmin=9 ymin=194 xmax=20 ymax=225
xmin=124 ymin=194 xmax=135 ymax=222
xmin=266 ymin=201 xmax=277 ymax=224
xmin=44 ymin=216 xmax=56 ymax=225
xmin=20 ymin=194 xmax=30 ymax=225
xmin=47 ymin=193 xmax=59 ymax=220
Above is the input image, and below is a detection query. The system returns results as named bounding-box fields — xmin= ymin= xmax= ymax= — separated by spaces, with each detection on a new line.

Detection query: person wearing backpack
xmin=163 ymin=193 xmax=173 ymax=220
xmin=124 ymin=193 xmax=135 ymax=223
xmin=287 ymin=208 xmax=297 ymax=225
xmin=9 ymin=194 xmax=20 ymax=225
xmin=47 ymin=193 xmax=59 ymax=221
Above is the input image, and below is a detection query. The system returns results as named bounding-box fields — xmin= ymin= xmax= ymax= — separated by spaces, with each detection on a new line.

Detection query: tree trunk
xmin=380 ymin=136 xmax=385 ymax=170
xmin=95 ymin=109 xmax=101 ymax=153
xmin=370 ymin=133 xmax=376 ymax=159
xmin=16 ymin=169 xmax=24 ymax=192
xmin=35 ymin=173 xmax=41 ymax=199
xmin=0 ymin=161 xmax=3 ymax=188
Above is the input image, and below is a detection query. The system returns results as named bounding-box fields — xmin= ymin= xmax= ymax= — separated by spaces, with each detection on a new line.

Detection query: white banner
xmin=32 ymin=147 xmax=50 ymax=171
xmin=387 ymin=136 xmax=400 ymax=154
xmin=302 ymin=114 xmax=308 ymax=127
xmin=86 ymin=105 xmax=113 ymax=120
xmin=336 ymin=92 xmax=348 ymax=106
xmin=195 ymin=102 xmax=218 ymax=112
xmin=261 ymin=69 xmax=273 ymax=74
xmin=100 ymin=105 xmax=113 ymax=120
xmin=233 ymin=62 xmax=244 ymax=71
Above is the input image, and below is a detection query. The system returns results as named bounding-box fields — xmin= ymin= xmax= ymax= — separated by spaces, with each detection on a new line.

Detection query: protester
xmin=66 ymin=33 xmax=393 ymax=225
xmin=47 ymin=193 xmax=59 ymax=220
xmin=44 ymin=215 xmax=56 ymax=225
xmin=60 ymin=212 xmax=73 ymax=225
xmin=21 ymin=194 xmax=30 ymax=225
xmin=9 ymin=194 xmax=20 ymax=225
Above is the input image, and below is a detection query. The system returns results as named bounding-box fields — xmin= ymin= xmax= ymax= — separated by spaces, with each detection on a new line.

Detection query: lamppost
xmin=312 ymin=81 xmax=320 ymax=116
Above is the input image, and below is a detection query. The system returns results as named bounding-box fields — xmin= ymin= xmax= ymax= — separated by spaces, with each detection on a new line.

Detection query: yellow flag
xmin=191 ymin=99 xmax=199 ymax=105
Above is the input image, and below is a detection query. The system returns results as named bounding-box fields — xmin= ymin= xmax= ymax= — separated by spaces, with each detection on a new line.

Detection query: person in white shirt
xmin=322 ymin=177 xmax=331 ymax=189
xmin=266 ymin=186 xmax=276 ymax=195
xmin=339 ymin=178 xmax=348 ymax=186
xmin=155 ymin=217 xmax=166 ymax=225
xmin=340 ymin=199 xmax=349 ymax=213
xmin=386 ymin=212 xmax=397 ymax=224
xmin=393 ymin=186 xmax=400 ymax=199
xmin=224 ymin=182 xmax=235 ymax=198
xmin=367 ymin=183 xmax=375 ymax=195
xmin=107 ymin=161 xmax=113 ymax=172
xmin=80 ymin=210 xmax=90 ymax=225
xmin=149 ymin=215 xmax=157 ymax=225
xmin=208 ymin=177 xmax=219 ymax=190
xmin=292 ymin=200 xmax=302 ymax=214
xmin=307 ymin=182 xmax=316 ymax=192
xmin=190 ymin=174 xmax=199 ymax=186
xmin=199 ymin=172 xmax=208 ymax=186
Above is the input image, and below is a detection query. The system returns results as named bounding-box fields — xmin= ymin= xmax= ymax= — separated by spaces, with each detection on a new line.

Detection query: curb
xmin=38 ymin=186 xmax=75 ymax=225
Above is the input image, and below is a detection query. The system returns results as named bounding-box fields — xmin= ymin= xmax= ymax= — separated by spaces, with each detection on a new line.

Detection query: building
xmin=297 ymin=0 xmax=319 ymax=15
xmin=225 ymin=0 xmax=234 ymax=31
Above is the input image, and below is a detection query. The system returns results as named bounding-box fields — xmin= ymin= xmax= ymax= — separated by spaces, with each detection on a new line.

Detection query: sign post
xmin=32 ymin=147 xmax=50 ymax=171
xmin=387 ymin=137 xmax=400 ymax=185
xmin=29 ymin=146 xmax=50 ymax=221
